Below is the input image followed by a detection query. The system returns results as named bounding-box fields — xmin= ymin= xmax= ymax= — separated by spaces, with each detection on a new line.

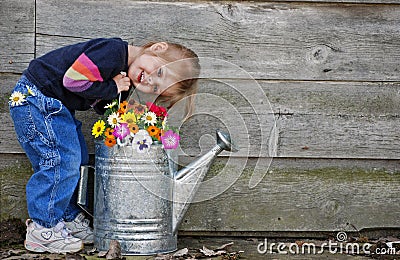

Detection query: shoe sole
xmin=25 ymin=240 xmax=83 ymax=254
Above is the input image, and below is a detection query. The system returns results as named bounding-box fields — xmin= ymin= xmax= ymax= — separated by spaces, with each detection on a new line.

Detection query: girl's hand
xmin=113 ymin=73 xmax=131 ymax=93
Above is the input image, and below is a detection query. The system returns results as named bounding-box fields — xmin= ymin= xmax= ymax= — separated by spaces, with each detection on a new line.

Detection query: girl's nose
xmin=143 ymin=75 xmax=153 ymax=85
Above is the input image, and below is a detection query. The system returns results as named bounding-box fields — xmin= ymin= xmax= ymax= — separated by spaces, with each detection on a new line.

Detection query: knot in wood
xmin=308 ymin=45 xmax=330 ymax=64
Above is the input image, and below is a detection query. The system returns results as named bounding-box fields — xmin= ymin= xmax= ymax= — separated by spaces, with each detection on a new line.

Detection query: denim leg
xmin=9 ymin=78 xmax=82 ymax=228
xmin=63 ymin=117 xmax=89 ymax=222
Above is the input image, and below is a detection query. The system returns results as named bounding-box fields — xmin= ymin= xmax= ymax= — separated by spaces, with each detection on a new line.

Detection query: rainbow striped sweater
xmin=24 ymin=38 xmax=129 ymax=113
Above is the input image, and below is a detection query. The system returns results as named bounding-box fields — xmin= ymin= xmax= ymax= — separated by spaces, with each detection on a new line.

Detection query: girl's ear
xmin=150 ymin=42 xmax=168 ymax=53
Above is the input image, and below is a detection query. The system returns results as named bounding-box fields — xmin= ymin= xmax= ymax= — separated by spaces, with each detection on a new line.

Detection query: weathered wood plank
xmin=4 ymin=111 xmax=399 ymax=159
xmin=2 ymin=74 xmax=399 ymax=159
xmin=36 ymin=1 xmax=400 ymax=81
xmin=198 ymin=80 xmax=400 ymax=116
xmin=173 ymin=78 xmax=400 ymax=159
xmin=0 ymin=154 xmax=31 ymax=220
xmin=0 ymin=0 xmax=35 ymax=73
xmin=248 ymin=0 xmax=400 ymax=3
xmin=2 ymin=154 xmax=399 ymax=231
xmin=147 ymin=0 xmax=400 ymax=4
xmin=180 ymin=157 xmax=400 ymax=232
xmin=179 ymin=114 xmax=400 ymax=159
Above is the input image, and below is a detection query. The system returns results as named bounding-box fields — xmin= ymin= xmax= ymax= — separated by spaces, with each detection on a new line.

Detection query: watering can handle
xmin=77 ymin=165 xmax=95 ymax=217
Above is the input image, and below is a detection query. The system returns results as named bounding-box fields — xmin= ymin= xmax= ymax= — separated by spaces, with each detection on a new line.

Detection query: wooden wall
xmin=1 ymin=0 xmax=399 ymax=235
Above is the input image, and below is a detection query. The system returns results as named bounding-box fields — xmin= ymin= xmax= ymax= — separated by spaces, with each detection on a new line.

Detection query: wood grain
xmin=35 ymin=1 xmax=400 ymax=81
xmin=1 ymin=0 xmax=399 ymax=232
xmin=2 ymin=154 xmax=399 ymax=231
xmin=2 ymin=75 xmax=399 ymax=159
xmin=180 ymin=157 xmax=400 ymax=232
xmin=0 ymin=0 xmax=35 ymax=73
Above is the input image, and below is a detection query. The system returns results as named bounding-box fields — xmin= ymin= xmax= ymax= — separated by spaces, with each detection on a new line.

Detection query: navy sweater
xmin=24 ymin=38 xmax=129 ymax=113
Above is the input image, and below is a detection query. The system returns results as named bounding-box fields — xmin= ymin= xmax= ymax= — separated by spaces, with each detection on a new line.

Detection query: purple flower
xmin=113 ymin=123 xmax=130 ymax=140
xmin=137 ymin=139 xmax=149 ymax=151
xmin=132 ymin=129 xmax=153 ymax=153
xmin=161 ymin=130 xmax=180 ymax=149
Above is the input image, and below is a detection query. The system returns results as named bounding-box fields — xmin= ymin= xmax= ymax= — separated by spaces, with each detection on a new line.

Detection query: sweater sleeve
xmin=62 ymin=39 xmax=126 ymax=100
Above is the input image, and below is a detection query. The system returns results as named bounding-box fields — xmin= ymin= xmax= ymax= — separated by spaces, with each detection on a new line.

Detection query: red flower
xmin=146 ymin=102 xmax=168 ymax=118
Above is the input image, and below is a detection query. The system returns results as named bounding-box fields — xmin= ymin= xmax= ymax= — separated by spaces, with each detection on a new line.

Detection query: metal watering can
xmin=78 ymin=130 xmax=237 ymax=255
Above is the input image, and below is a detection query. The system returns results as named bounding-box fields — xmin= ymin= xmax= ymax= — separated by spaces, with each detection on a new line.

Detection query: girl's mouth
xmin=137 ymin=71 xmax=144 ymax=83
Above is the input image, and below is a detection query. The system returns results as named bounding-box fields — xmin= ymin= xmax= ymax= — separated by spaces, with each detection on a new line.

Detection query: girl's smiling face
xmin=128 ymin=49 xmax=179 ymax=96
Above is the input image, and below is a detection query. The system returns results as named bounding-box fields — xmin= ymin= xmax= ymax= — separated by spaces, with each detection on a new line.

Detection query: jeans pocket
xmin=44 ymin=97 xmax=63 ymax=117
xmin=10 ymin=102 xmax=36 ymax=143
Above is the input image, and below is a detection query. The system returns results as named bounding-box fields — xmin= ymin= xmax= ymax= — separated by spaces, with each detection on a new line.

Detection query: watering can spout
xmin=172 ymin=130 xmax=238 ymax=234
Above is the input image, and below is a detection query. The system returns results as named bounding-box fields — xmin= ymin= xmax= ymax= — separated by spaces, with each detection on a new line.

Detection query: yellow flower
xmin=9 ymin=91 xmax=26 ymax=106
xmin=121 ymin=112 xmax=137 ymax=125
xmin=92 ymin=120 xmax=105 ymax=138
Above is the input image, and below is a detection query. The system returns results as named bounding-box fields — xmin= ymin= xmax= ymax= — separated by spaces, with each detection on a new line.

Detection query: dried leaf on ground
xmin=97 ymin=240 xmax=122 ymax=259
xmin=199 ymin=246 xmax=226 ymax=256
xmin=173 ymin=248 xmax=189 ymax=257
xmin=154 ymin=254 xmax=173 ymax=260
xmin=106 ymin=240 xmax=122 ymax=259
xmin=216 ymin=242 xmax=234 ymax=250
xmin=98 ymin=251 xmax=108 ymax=258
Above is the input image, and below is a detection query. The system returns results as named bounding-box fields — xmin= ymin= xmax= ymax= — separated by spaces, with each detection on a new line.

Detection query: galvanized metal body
xmin=82 ymin=130 xmax=236 ymax=255
xmin=93 ymin=141 xmax=177 ymax=255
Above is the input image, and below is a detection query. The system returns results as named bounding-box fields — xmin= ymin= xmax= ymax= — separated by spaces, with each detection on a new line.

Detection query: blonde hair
xmin=140 ymin=42 xmax=200 ymax=119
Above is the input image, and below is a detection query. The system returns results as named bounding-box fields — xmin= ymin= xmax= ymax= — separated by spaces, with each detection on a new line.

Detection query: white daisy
xmin=107 ymin=112 xmax=121 ymax=127
xmin=26 ymin=86 xmax=35 ymax=96
xmin=104 ymin=101 xmax=117 ymax=109
xmin=9 ymin=91 xmax=26 ymax=106
xmin=142 ymin=111 xmax=157 ymax=126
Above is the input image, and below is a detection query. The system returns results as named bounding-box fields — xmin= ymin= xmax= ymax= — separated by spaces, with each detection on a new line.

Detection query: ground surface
xmin=1 ymin=218 xmax=399 ymax=259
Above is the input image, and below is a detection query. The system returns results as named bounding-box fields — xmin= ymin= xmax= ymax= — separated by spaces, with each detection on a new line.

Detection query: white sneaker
xmin=24 ymin=219 xmax=83 ymax=253
xmin=64 ymin=212 xmax=94 ymax=244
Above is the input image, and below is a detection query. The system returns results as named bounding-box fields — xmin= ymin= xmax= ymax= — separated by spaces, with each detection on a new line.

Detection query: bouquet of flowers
xmin=91 ymin=100 xmax=180 ymax=152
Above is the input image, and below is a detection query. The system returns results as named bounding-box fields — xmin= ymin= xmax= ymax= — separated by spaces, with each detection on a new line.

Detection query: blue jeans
xmin=9 ymin=76 xmax=89 ymax=228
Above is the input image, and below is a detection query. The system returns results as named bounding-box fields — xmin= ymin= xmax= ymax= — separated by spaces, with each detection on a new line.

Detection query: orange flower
xmin=119 ymin=101 xmax=128 ymax=114
xmin=133 ymin=102 xmax=146 ymax=115
xmin=155 ymin=129 xmax=164 ymax=141
xmin=104 ymin=128 xmax=114 ymax=138
xmin=147 ymin=125 xmax=160 ymax=137
xmin=104 ymin=137 xmax=116 ymax=147
xmin=129 ymin=124 xmax=139 ymax=134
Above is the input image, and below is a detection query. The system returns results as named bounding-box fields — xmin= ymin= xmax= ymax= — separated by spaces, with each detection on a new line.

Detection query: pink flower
xmin=161 ymin=130 xmax=180 ymax=149
xmin=113 ymin=123 xmax=130 ymax=140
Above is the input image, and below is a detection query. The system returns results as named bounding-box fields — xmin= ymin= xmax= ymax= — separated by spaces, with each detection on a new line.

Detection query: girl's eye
xmin=157 ymin=68 xmax=162 ymax=77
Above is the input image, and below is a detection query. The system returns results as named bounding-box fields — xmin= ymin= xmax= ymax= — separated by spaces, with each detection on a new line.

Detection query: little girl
xmin=8 ymin=37 xmax=200 ymax=253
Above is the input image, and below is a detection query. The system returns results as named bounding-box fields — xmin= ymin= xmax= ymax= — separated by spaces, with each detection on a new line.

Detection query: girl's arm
xmin=62 ymin=39 xmax=128 ymax=100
